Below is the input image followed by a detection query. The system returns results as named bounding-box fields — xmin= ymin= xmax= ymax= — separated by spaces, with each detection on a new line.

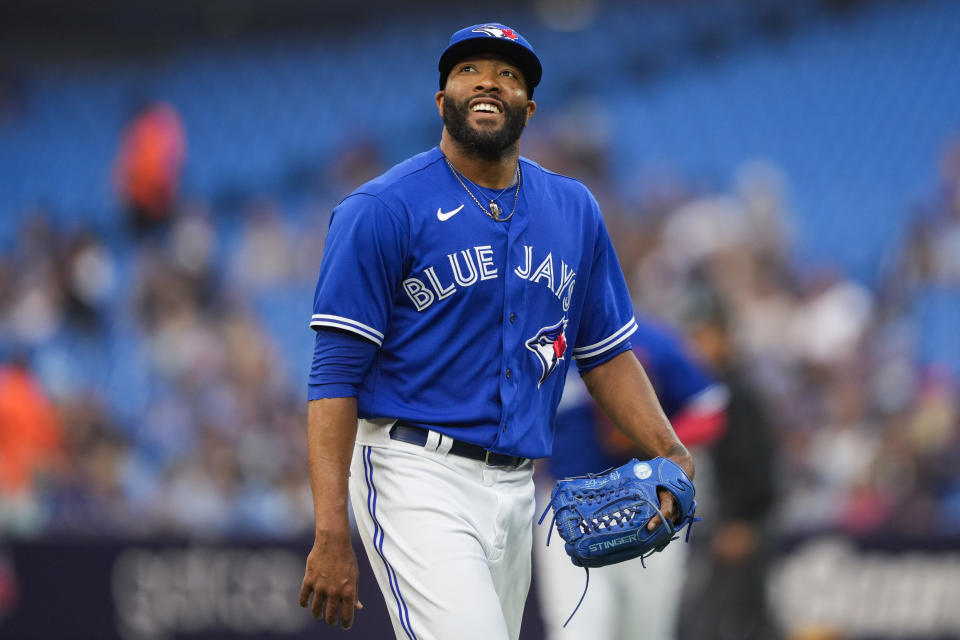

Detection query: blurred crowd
xmin=2 ymin=100 xmax=960 ymax=544
xmin=0 ymin=104 xmax=334 ymax=537
xmin=0 ymin=203 xmax=327 ymax=537
xmin=530 ymin=114 xmax=960 ymax=543
xmin=542 ymin=127 xmax=960 ymax=542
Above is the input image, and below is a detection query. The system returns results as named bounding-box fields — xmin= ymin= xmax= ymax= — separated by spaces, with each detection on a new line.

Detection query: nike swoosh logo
xmin=437 ymin=204 xmax=464 ymax=221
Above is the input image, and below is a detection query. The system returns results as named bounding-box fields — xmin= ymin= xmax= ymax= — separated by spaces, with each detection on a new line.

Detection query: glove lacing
xmin=538 ymin=496 xmax=683 ymax=627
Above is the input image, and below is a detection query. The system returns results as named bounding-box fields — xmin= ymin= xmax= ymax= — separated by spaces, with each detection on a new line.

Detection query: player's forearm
xmin=582 ymin=350 xmax=694 ymax=479
xmin=306 ymin=398 xmax=359 ymax=537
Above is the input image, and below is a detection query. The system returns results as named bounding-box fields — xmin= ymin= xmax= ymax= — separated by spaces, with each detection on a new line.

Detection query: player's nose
xmin=473 ymin=69 xmax=502 ymax=92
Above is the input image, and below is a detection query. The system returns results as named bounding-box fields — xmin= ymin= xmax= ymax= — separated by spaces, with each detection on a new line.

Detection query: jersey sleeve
xmin=573 ymin=209 xmax=637 ymax=370
xmin=309 ymin=193 xmax=407 ymax=346
xmin=308 ymin=326 xmax=381 ymax=399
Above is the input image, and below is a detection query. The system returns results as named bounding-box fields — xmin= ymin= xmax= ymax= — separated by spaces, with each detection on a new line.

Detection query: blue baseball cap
xmin=438 ymin=23 xmax=542 ymax=97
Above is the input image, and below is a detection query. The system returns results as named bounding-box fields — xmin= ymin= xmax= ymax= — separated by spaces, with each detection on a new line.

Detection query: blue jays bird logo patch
xmin=473 ymin=25 xmax=520 ymax=40
xmin=526 ymin=317 xmax=568 ymax=387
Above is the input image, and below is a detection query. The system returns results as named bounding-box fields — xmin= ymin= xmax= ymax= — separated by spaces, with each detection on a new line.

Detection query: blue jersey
xmin=309 ymin=147 xmax=636 ymax=459
xmin=549 ymin=316 xmax=718 ymax=477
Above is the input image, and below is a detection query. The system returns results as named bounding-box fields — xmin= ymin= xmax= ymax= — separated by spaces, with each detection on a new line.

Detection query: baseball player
xmin=534 ymin=314 xmax=727 ymax=640
xmin=298 ymin=23 xmax=694 ymax=640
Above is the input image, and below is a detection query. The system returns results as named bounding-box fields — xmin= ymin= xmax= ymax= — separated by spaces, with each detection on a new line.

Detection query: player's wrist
xmin=664 ymin=443 xmax=695 ymax=480
xmin=313 ymin=524 xmax=353 ymax=545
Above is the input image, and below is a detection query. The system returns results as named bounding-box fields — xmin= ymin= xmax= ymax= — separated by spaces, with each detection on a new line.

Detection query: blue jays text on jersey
xmin=400 ymin=243 xmax=578 ymax=313
xmin=309 ymin=146 xmax=637 ymax=460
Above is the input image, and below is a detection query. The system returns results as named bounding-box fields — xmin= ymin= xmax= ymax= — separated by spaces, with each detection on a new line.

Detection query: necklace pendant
xmin=490 ymin=201 xmax=501 ymax=220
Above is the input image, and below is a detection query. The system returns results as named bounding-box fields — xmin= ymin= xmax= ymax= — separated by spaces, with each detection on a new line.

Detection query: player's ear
xmin=435 ymin=91 xmax=445 ymax=116
xmin=525 ymin=99 xmax=536 ymax=124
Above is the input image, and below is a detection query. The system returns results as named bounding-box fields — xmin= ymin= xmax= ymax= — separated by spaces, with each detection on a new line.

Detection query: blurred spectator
xmin=59 ymin=230 xmax=116 ymax=332
xmin=0 ymin=355 xmax=63 ymax=532
xmin=788 ymin=269 xmax=874 ymax=370
xmin=230 ymin=200 xmax=296 ymax=292
xmin=3 ymin=212 xmax=65 ymax=346
xmin=47 ymin=396 xmax=129 ymax=533
xmin=112 ymin=100 xmax=187 ymax=236
xmin=734 ymin=160 xmax=793 ymax=261
xmin=678 ymin=292 xmax=781 ymax=640
xmin=889 ymin=136 xmax=960 ymax=291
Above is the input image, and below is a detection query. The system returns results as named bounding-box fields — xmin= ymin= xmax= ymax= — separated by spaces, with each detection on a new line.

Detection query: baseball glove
xmin=539 ymin=457 xmax=698 ymax=626
xmin=540 ymin=457 xmax=698 ymax=568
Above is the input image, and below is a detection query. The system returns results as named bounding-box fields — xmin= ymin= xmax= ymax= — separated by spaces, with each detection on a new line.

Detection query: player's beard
xmin=443 ymin=95 xmax=527 ymax=161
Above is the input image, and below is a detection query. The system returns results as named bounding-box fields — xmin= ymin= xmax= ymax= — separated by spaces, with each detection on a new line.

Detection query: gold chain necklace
xmin=444 ymin=157 xmax=521 ymax=222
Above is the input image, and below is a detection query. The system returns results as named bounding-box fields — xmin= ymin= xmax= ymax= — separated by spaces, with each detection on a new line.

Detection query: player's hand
xmin=299 ymin=530 xmax=364 ymax=629
xmin=647 ymin=489 xmax=679 ymax=531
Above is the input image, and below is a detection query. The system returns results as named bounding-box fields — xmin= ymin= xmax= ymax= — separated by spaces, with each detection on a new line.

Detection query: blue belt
xmin=389 ymin=422 xmax=526 ymax=468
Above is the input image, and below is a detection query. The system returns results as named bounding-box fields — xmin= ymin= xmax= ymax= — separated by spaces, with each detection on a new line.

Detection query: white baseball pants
xmin=349 ymin=419 xmax=536 ymax=640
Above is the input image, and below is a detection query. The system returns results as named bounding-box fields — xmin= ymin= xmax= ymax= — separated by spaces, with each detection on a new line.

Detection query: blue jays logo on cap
xmin=438 ymin=22 xmax=543 ymax=96
xmin=472 ymin=25 xmax=520 ymax=40
xmin=526 ymin=317 xmax=568 ymax=387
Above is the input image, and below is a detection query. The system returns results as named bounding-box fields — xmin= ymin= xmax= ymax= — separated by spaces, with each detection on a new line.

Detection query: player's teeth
xmin=472 ymin=103 xmax=500 ymax=113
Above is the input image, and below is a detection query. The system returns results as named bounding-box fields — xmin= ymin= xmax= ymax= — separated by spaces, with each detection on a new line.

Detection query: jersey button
xmin=509 ymin=313 xmax=516 ymax=323
xmin=505 ymin=368 xmax=512 ymax=379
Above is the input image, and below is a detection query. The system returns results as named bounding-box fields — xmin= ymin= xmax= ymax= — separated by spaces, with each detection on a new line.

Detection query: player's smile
xmin=470 ymin=97 xmax=504 ymax=118
xmin=468 ymin=96 xmax=506 ymax=128
xmin=471 ymin=101 xmax=502 ymax=114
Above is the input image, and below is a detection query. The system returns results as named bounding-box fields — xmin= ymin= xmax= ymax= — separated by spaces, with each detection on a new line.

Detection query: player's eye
xmin=500 ymin=69 xmax=516 ymax=78
xmin=459 ymin=64 xmax=475 ymax=73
